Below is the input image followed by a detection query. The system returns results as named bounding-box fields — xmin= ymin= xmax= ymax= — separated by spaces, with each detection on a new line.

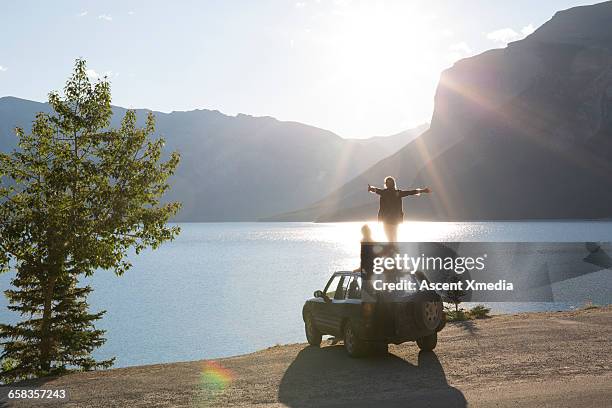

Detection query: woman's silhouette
xmin=354 ymin=224 xmax=375 ymax=277
xmin=368 ymin=176 xmax=431 ymax=242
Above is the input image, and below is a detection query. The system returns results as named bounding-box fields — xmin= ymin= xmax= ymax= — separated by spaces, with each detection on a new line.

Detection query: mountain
xmin=0 ymin=96 xmax=426 ymax=221
xmin=346 ymin=126 xmax=428 ymax=158
xmin=271 ymin=1 xmax=612 ymax=222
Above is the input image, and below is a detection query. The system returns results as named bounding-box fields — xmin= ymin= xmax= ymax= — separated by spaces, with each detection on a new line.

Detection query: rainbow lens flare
xmin=200 ymin=361 xmax=233 ymax=393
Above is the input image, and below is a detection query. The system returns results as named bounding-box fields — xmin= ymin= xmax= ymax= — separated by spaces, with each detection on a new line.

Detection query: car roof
xmin=333 ymin=271 xmax=360 ymax=276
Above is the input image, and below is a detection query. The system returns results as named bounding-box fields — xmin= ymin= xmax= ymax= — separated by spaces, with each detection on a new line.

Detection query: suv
xmin=302 ymin=271 xmax=445 ymax=357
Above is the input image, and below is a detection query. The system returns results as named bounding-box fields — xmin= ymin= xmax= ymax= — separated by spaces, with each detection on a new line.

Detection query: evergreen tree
xmin=0 ymin=59 xmax=181 ymax=382
xmin=446 ymin=275 xmax=467 ymax=313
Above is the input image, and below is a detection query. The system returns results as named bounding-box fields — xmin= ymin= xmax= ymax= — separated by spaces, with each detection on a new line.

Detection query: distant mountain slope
xmin=0 ymin=96 xmax=425 ymax=221
xmin=346 ymin=126 xmax=428 ymax=158
xmin=271 ymin=1 xmax=612 ymax=222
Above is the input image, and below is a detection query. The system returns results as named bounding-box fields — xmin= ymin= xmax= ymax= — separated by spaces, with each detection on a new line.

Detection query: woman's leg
xmin=383 ymin=223 xmax=398 ymax=242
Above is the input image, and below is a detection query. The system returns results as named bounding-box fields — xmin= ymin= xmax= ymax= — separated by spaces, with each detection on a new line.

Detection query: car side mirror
xmin=314 ymin=290 xmax=324 ymax=298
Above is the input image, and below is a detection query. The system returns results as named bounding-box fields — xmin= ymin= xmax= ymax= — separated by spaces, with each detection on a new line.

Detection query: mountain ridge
xmin=0 ymin=96 xmax=427 ymax=221
xmin=267 ymin=1 xmax=612 ymax=222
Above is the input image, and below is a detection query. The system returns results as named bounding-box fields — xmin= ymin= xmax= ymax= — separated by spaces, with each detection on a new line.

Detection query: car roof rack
xmin=335 ymin=270 xmax=359 ymax=275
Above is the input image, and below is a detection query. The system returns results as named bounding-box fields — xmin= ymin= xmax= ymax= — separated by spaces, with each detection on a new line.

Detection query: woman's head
xmin=361 ymin=224 xmax=372 ymax=242
xmin=384 ymin=176 xmax=396 ymax=189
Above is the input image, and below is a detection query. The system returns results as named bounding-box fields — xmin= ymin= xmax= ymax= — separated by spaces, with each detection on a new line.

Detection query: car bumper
xmin=360 ymin=291 xmax=444 ymax=343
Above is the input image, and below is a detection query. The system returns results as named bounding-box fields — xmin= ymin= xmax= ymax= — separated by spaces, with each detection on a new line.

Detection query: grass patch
xmin=445 ymin=309 xmax=470 ymax=322
xmin=469 ymin=305 xmax=491 ymax=319
xmin=445 ymin=304 xmax=491 ymax=322
xmin=582 ymin=300 xmax=599 ymax=310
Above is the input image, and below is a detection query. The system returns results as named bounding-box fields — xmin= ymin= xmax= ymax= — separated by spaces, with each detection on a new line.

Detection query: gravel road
xmin=3 ymin=306 xmax=611 ymax=407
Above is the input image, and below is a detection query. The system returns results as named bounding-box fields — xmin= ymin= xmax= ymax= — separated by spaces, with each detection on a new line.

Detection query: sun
xmin=310 ymin=1 xmax=444 ymax=135
xmin=330 ymin=3 xmax=434 ymax=78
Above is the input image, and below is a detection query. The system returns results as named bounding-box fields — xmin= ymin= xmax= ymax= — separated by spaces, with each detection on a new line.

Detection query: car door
xmin=317 ymin=275 xmax=351 ymax=336
xmin=344 ymin=276 xmax=363 ymax=323
xmin=313 ymin=275 xmax=341 ymax=334
xmin=325 ymin=276 xmax=352 ymax=336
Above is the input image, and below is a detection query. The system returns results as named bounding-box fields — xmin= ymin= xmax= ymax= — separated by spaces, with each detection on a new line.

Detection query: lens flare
xmin=201 ymin=361 xmax=233 ymax=392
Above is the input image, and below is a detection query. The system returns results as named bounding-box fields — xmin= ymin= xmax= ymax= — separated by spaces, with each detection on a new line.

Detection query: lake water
xmin=1 ymin=221 xmax=611 ymax=368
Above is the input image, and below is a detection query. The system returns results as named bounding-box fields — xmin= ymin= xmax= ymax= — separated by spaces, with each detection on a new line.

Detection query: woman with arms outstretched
xmin=368 ymin=176 xmax=431 ymax=242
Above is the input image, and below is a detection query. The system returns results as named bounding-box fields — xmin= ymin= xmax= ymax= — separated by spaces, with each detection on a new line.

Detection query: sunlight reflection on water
xmin=1 ymin=221 xmax=611 ymax=368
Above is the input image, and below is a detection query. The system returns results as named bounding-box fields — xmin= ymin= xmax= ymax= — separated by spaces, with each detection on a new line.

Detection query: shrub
xmin=582 ymin=300 xmax=599 ymax=310
xmin=444 ymin=304 xmax=491 ymax=321
xmin=468 ymin=305 xmax=491 ymax=319
xmin=445 ymin=307 xmax=470 ymax=322
xmin=1 ymin=358 xmax=27 ymax=384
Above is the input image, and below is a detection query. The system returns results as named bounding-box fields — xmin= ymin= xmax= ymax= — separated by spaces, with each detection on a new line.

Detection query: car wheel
xmin=416 ymin=332 xmax=437 ymax=351
xmin=305 ymin=314 xmax=322 ymax=347
xmin=343 ymin=322 xmax=366 ymax=357
xmin=415 ymin=301 xmax=443 ymax=331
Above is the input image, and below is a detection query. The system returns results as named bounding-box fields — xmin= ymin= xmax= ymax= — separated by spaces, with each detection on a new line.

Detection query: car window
xmin=334 ymin=277 xmax=351 ymax=300
xmin=325 ymin=276 xmax=342 ymax=299
xmin=346 ymin=276 xmax=362 ymax=300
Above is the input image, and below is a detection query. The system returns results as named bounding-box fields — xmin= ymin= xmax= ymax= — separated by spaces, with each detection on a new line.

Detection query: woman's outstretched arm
xmin=368 ymin=184 xmax=382 ymax=194
xmin=400 ymin=187 xmax=431 ymax=197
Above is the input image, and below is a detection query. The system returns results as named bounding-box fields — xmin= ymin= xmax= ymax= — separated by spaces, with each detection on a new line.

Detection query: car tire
xmin=369 ymin=342 xmax=388 ymax=355
xmin=305 ymin=314 xmax=322 ymax=347
xmin=416 ymin=332 xmax=437 ymax=351
xmin=343 ymin=322 xmax=367 ymax=357
xmin=415 ymin=301 xmax=443 ymax=331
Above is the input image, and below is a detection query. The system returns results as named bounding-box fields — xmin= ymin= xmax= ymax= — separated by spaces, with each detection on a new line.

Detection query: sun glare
xmin=310 ymin=2 xmax=445 ymax=132
xmin=331 ymin=3 xmax=436 ymax=78
xmin=323 ymin=221 xmax=463 ymax=253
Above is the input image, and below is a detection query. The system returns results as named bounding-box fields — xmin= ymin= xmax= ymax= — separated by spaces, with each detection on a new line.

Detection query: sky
xmin=0 ymin=0 xmax=602 ymax=138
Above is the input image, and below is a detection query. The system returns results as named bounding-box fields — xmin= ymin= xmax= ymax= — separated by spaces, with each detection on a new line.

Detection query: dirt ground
xmin=2 ymin=306 xmax=611 ymax=407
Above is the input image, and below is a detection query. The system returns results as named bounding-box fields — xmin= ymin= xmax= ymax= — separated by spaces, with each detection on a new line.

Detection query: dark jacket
xmin=374 ymin=188 xmax=420 ymax=224
xmin=360 ymin=242 xmax=376 ymax=281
